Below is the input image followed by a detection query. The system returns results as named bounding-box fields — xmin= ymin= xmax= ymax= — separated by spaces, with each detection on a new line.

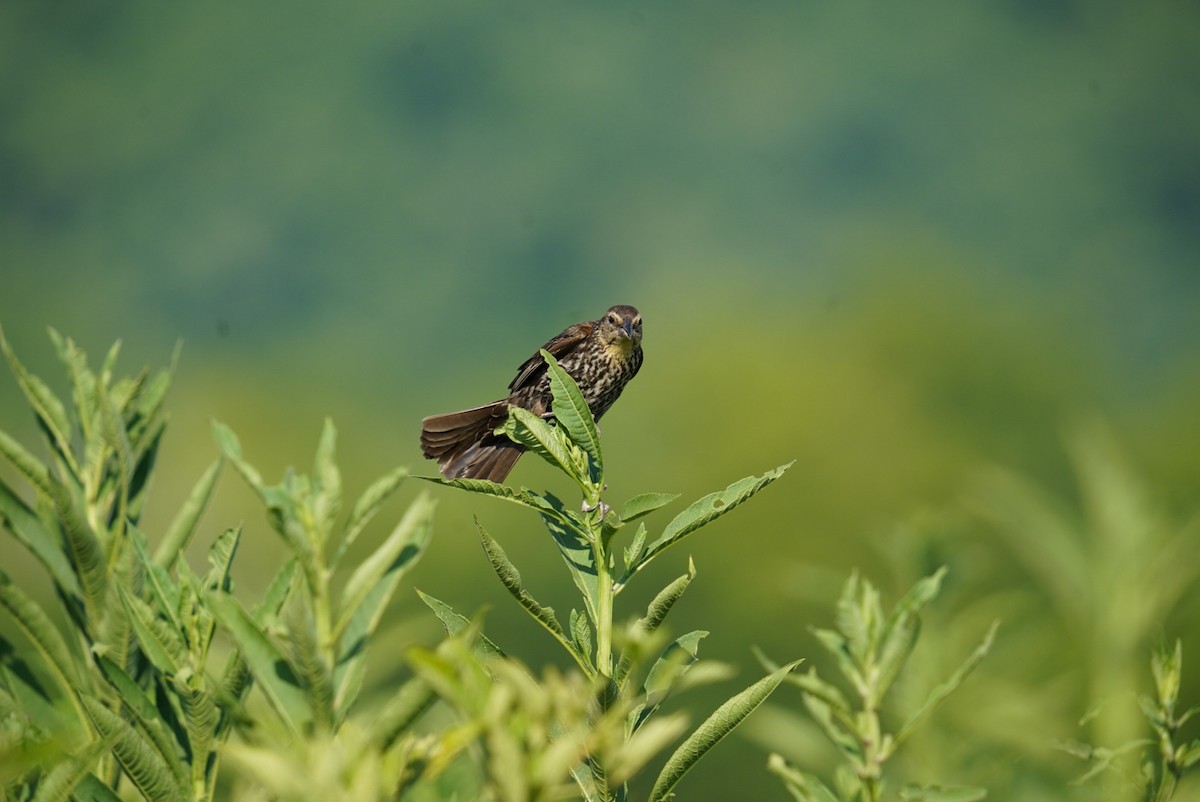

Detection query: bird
xmin=420 ymin=305 xmax=644 ymax=482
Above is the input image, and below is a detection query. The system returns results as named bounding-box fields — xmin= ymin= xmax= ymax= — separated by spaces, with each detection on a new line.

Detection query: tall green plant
xmin=420 ymin=350 xmax=798 ymax=801
xmin=1061 ymin=640 xmax=1200 ymax=802
xmin=0 ymin=327 xmax=230 ymax=801
xmin=0 ymin=329 xmax=438 ymax=802
xmin=762 ymin=569 xmax=997 ymax=802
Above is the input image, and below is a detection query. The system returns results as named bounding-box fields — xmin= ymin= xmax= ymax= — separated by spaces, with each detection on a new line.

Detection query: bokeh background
xmin=3 ymin=2 xmax=1200 ymax=800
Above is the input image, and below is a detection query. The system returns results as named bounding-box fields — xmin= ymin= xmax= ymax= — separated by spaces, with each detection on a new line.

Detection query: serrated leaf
xmin=570 ymin=609 xmax=594 ymax=672
xmin=208 ymin=592 xmax=311 ymax=735
xmin=629 ymin=462 xmax=791 ymax=581
xmin=54 ymin=486 xmax=108 ymax=617
xmin=336 ymin=493 xmax=434 ymax=639
xmin=81 ymin=696 xmax=186 ymax=802
xmin=542 ymin=349 xmax=603 ymax=482
xmin=419 ymin=475 xmax=553 ymax=516
xmin=477 ymin=520 xmax=568 ymax=641
xmin=174 ymin=678 xmax=218 ymax=779
xmin=649 ymin=659 xmax=802 ymax=802
xmin=416 ymin=590 xmax=505 ymax=660
xmin=154 ymin=459 xmax=222 ymax=567
xmin=332 ymin=466 xmax=408 ymax=569
xmin=285 ymin=595 xmax=333 ymax=731
xmin=619 ymin=493 xmax=681 ymax=524
xmin=0 ymin=427 xmax=55 ymax=499
xmin=48 ymin=329 xmax=97 ymax=445
xmin=94 ymin=658 xmax=189 ymax=792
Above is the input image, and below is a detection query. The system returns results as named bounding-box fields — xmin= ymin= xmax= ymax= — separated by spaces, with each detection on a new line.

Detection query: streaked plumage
xmin=420 ymin=305 xmax=644 ymax=482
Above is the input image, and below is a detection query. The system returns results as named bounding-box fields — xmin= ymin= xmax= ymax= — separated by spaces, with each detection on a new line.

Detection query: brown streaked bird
xmin=420 ymin=305 xmax=644 ymax=482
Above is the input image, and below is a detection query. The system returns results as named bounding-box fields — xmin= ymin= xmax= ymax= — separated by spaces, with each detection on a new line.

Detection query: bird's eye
xmin=607 ymin=314 xmax=618 ymax=325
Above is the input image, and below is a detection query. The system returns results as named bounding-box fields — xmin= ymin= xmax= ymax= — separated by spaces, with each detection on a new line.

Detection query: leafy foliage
xmin=0 ymin=330 xmax=434 ymax=801
xmin=422 ymin=349 xmax=798 ymax=800
xmin=762 ymin=570 xmax=997 ymax=802
xmin=1060 ymin=640 xmax=1200 ymax=802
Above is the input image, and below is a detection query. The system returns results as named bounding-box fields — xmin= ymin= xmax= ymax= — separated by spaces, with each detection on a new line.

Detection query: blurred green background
xmin=3 ymin=2 xmax=1200 ymax=799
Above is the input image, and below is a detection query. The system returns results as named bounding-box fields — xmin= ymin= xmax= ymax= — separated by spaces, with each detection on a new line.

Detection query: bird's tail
xmin=420 ymin=401 xmax=524 ymax=482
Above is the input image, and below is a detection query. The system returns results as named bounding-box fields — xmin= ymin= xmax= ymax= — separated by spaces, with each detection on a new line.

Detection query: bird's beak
xmin=622 ymin=320 xmax=634 ymax=340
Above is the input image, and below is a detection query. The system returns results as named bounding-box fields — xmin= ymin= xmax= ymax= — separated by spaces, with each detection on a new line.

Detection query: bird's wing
xmin=508 ymin=320 xmax=595 ymax=392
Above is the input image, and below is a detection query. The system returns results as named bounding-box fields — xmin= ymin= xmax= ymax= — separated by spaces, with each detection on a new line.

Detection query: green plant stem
xmin=587 ymin=508 xmax=614 ymax=679
xmin=596 ymin=549 xmax=613 ymax=678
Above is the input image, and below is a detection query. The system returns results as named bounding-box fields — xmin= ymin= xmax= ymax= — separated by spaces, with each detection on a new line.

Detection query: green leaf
xmin=118 ymin=586 xmax=186 ymax=677
xmin=204 ymin=526 xmax=241 ymax=593
xmin=876 ymin=568 xmax=948 ymax=704
xmin=72 ymin=775 xmax=126 ymax=802
xmin=621 ymin=523 xmax=648 ymax=579
xmin=154 ymin=459 xmax=222 ymax=567
xmin=0 ymin=640 xmax=80 ymax=743
xmin=129 ymin=527 xmax=183 ymax=633
xmin=332 ymin=466 xmax=408 ymax=569
xmin=767 ymin=753 xmax=841 ymax=802
xmin=629 ymin=462 xmax=792 ymax=581
xmin=615 ymin=562 xmax=696 ymax=686
xmin=541 ymin=349 xmax=603 ymax=482
xmin=48 ymin=329 xmax=97 ymax=445
xmin=418 ymin=475 xmax=555 ymax=517
xmin=336 ymin=492 xmax=434 ymax=639
xmin=416 ymin=590 xmax=505 ymax=660
xmin=94 ymin=658 xmax=190 ymax=793
xmin=0 ymin=325 xmax=78 ymax=481
xmin=894 ymin=619 xmax=999 ymax=748
xmin=81 ymin=695 xmax=187 ymax=802
xmin=635 ymin=631 xmax=708 ymax=731
xmin=126 ymin=418 xmax=164 ymax=524
xmin=649 ymin=659 xmax=802 ymax=802
xmin=540 ymin=500 xmax=600 ymax=626
xmin=285 ymin=595 xmax=333 ymax=731
xmin=95 ymin=656 xmax=160 ymax=730
xmin=174 ymin=678 xmax=218 ymax=785
xmin=54 ymin=487 xmax=108 ymax=618
xmin=501 ymin=406 xmax=587 ymax=485
xmin=0 ymin=478 xmax=80 ymax=597
xmin=0 ymin=427 xmax=55 ymax=498
xmin=371 ymin=675 xmax=437 ymax=749
xmin=477 ymin=521 xmax=569 ymax=642
xmin=29 ymin=738 xmax=111 ymax=802
xmin=312 ymin=417 xmax=342 ymax=540
xmin=640 ymin=560 xmax=696 ymax=634
xmin=570 ymin=609 xmax=595 ymax=673
xmin=0 ymin=572 xmax=83 ymax=712
xmin=619 ymin=492 xmax=681 ymax=525
xmin=208 ymin=592 xmax=312 ymax=735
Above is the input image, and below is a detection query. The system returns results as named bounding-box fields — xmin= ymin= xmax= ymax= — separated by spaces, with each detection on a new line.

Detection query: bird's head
xmin=599 ymin=305 xmax=643 ymax=351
